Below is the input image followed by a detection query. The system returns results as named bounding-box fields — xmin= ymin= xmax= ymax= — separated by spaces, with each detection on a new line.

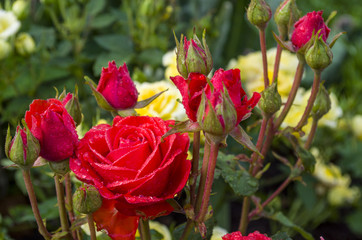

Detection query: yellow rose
xmin=15 ymin=32 xmax=36 ymax=56
xmin=351 ymin=115 xmax=362 ymax=140
xmin=281 ymin=88 xmax=342 ymax=135
xmin=211 ymin=226 xmax=228 ymax=240
xmin=135 ymin=221 xmax=171 ymax=240
xmin=0 ymin=39 xmax=11 ymax=60
xmin=135 ymin=80 xmax=187 ymax=121
xmin=0 ymin=10 xmax=20 ymax=39
xmin=328 ymin=185 xmax=360 ymax=206
xmin=227 ymin=48 xmax=298 ymax=99
xmin=162 ymin=49 xmax=179 ymax=80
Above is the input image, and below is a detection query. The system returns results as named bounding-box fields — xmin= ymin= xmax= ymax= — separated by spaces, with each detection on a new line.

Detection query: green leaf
xmin=295 ymin=146 xmax=315 ymax=173
xmin=270 ymin=212 xmax=314 ymax=240
xmin=229 ymin=125 xmax=262 ymax=157
xmin=134 ymin=89 xmax=168 ymax=109
xmin=90 ymin=14 xmax=117 ymax=29
xmin=93 ymin=51 xmax=133 ymax=76
xmin=94 ymin=34 xmax=133 ymax=55
xmin=86 ymin=0 xmax=106 ymax=16
xmin=272 ymin=232 xmax=293 ymax=240
xmin=216 ymin=152 xmax=259 ymax=196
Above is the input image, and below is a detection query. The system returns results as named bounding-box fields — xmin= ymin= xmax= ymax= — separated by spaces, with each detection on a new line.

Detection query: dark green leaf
xmin=272 ymin=232 xmax=293 ymax=240
xmin=295 ymin=146 xmax=316 ymax=173
xmin=86 ymin=0 xmax=106 ymax=16
xmin=90 ymin=14 xmax=117 ymax=29
xmin=270 ymin=212 xmax=314 ymax=240
xmin=93 ymin=52 xmax=133 ymax=76
xmin=216 ymin=152 xmax=259 ymax=196
xmin=94 ymin=34 xmax=133 ymax=56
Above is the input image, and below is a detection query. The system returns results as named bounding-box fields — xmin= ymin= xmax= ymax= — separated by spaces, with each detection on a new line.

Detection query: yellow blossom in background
xmin=351 ymin=115 xmax=362 ymax=140
xmin=227 ymin=48 xmax=298 ymax=99
xmin=163 ymin=49 xmax=179 ymax=80
xmin=328 ymin=185 xmax=360 ymax=206
xmin=0 ymin=39 xmax=11 ymax=59
xmin=135 ymin=221 xmax=171 ymax=240
xmin=135 ymin=80 xmax=187 ymax=121
xmin=211 ymin=226 xmax=228 ymax=240
xmin=0 ymin=10 xmax=20 ymax=39
xmin=281 ymin=88 xmax=342 ymax=135
xmin=312 ymin=148 xmax=360 ymax=206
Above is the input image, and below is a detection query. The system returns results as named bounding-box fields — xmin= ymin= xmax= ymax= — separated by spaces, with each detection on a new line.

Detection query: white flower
xmin=0 ymin=10 xmax=20 ymax=39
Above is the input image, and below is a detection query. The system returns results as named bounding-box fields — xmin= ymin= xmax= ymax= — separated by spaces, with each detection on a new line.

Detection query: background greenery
xmin=1 ymin=0 xmax=362 ymax=239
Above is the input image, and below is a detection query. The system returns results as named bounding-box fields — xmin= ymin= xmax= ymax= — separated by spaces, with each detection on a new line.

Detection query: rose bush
xmin=25 ymin=99 xmax=78 ymax=161
xmin=291 ymin=11 xmax=330 ymax=50
xmin=70 ymin=116 xmax=191 ymax=239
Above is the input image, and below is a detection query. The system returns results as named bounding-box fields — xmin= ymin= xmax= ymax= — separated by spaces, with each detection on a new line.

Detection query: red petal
xmin=93 ymin=199 xmax=139 ymax=240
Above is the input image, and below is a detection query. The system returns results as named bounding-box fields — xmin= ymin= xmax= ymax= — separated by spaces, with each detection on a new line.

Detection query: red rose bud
xmin=274 ymin=0 xmax=301 ymax=38
xmin=96 ymin=61 xmax=138 ymax=110
xmin=174 ymin=31 xmax=213 ymax=78
xmin=73 ymin=185 xmax=102 ymax=214
xmin=25 ymin=99 xmax=78 ymax=162
xmin=291 ymin=11 xmax=330 ymax=51
xmin=247 ymin=0 xmax=272 ymax=30
xmin=61 ymin=92 xmax=83 ymax=127
xmin=222 ymin=231 xmax=271 ymax=240
xmin=197 ymin=69 xmax=260 ymax=140
xmin=312 ymin=83 xmax=331 ymax=120
xmin=305 ymin=33 xmax=333 ymax=71
xmin=5 ymin=124 xmax=40 ymax=168
xmin=258 ymin=81 xmax=282 ymax=117
xmin=171 ymin=73 xmax=208 ymax=122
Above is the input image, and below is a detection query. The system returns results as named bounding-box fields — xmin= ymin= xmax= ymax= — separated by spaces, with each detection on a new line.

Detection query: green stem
xmin=139 ymin=218 xmax=151 ymax=240
xmin=87 ymin=214 xmax=97 ymax=240
xmin=238 ymin=196 xmax=251 ymax=234
xmin=195 ymin=140 xmax=219 ymax=223
xmin=190 ymin=131 xmax=201 ymax=206
xmin=54 ymin=175 xmax=71 ymax=239
xmin=65 ymin=173 xmax=78 ymax=240
xmin=272 ymin=44 xmax=283 ymax=84
xmin=194 ymin=141 xmax=211 ymax=215
xmin=259 ymin=29 xmax=269 ymax=89
xmin=248 ymin=177 xmax=292 ymax=220
xmin=275 ymin=62 xmax=305 ymax=129
xmin=22 ymin=170 xmax=52 ymax=240
xmin=295 ymin=72 xmax=321 ymax=131
xmin=304 ymin=118 xmax=318 ymax=150
xmin=180 ymin=221 xmax=194 ymax=240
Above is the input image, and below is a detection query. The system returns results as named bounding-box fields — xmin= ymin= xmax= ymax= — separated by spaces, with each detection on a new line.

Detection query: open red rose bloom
xmin=70 ymin=116 xmax=191 ymax=239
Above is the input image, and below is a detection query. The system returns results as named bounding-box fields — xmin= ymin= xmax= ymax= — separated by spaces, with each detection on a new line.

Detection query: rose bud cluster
xmin=291 ymin=11 xmax=330 ymax=52
xmin=25 ymin=98 xmax=78 ymax=162
xmin=222 ymin=231 xmax=271 ymax=240
xmin=197 ymin=69 xmax=260 ymax=140
xmin=5 ymin=124 xmax=40 ymax=168
xmin=73 ymin=185 xmax=102 ymax=214
xmin=70 ymin=116 xmax=191 ymax=239
xmin=175 ymin=32 xmax=213 ymax=79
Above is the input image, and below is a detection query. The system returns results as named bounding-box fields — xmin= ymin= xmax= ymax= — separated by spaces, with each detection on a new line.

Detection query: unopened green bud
xmin=15 ymin=33 xmax=36 ymax=56
xmin=12 ymin=0 xmax=29 ymax=20
xmin=73 ymin=185 xmax=102 ymax=214
xmin=312 ymin=83 xmax=331 ymax=120
xmin=6 ymin=124 xmax=40 ymax=168
xmin=0 ymin=39 xmax=12 ymax=60
xmin=258 ymin=81 xmax=282 ymax=117
xmin=247 ymin=0 xmax=272 ymax=30
xmin=60 ymin=89 xmax=83 ymax=126
xmin=174 ymin=30 xmax=213 ymax=78
xmin=274 ymin=0 xmax=301 ymax=38
xmin=49 ymin=159 xmax=70 ymax=176
xmin=305 ymin=34 xmax=333 ymax=72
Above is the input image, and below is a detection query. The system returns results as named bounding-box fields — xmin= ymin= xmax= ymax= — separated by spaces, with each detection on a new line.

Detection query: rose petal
xmin=115 ymin=198 xmax=174 ymax=218
xmin=93 ymin=198 xmax=139 ymax=240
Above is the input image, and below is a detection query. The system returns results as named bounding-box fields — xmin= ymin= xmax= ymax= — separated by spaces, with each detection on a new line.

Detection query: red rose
xmin=70 ymin=116 xmax=191 ymax=239
xmin=25 ymin=99 xmax=78 ymax=161
xmin=291 ymin=11 xmax=330 ymax=50
xmin=96 ymin=61 xmax=138 ymax=110
xmin=171 ymin=72 xmax=208 ymax=121
xmin=222 ymin=231 xmax=271 ymax=240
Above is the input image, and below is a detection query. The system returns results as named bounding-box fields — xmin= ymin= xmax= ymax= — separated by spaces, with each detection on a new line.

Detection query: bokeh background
xmin=1 ymin=0 xmax=362 ymax=239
